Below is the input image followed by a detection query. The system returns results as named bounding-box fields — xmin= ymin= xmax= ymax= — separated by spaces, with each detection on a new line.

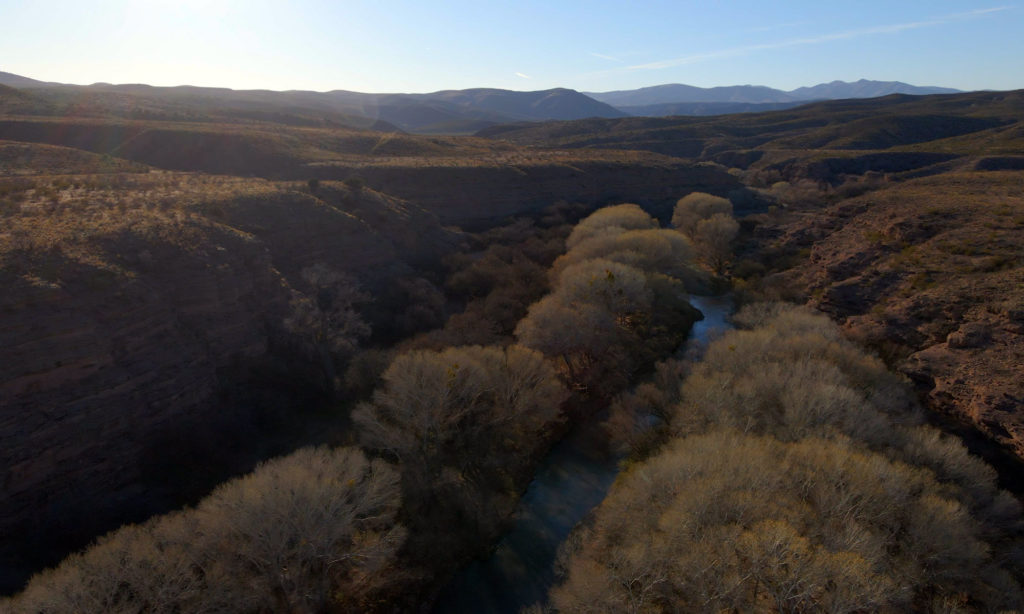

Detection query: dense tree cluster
xmin=553 ymin=304 xmax=1024 ymax=613
xmin=6 ymin=447 xmax=405 ymax=613
xmin=516 ymin=204 xmax=702 ymax=396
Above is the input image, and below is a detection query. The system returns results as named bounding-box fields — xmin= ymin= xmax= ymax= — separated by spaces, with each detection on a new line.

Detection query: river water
xmin=432 ymin=295 xmax=733 ymax=613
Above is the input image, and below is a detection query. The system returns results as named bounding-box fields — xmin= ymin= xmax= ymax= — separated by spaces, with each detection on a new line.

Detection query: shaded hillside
xmin=0 ymin=140 xmax=148 ymax=175
xmin=617 ymin=100 xmax=811 ymax=117
xmin=6 ymin=84 xmax=401 ymax=129
xmin=0 ymin=147 xmax=462 ymax=591
xmin=0 ymin=71 xmax=56 ymax=88
xmin=325 ymin=88 xmax=626 ymax=132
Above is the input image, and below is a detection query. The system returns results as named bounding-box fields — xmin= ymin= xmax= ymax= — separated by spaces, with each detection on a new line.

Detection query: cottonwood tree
xmin=671 ymin=191 xmax=732 ymax=237
xmin=354 ymin=345 xmax=565 ymax=472
xmin=693 ymin=212 xmax=739 ymax=274
xmin=674 ymin=303 xmax=919 ymax=442
xmin=8 ymin=514 xmax=205 ymax=614
xmin=555 ymin=258 xmax=652 ymax=319
xmin=671 ymin=192 xmax=739 ymax=274
xmin=515 ymin=294 xmax=628 ymax=392
xmin=565 ymin=203 xmax=658 ymax=250
xmin=8 ymin=447 xmax=406 ymax=614
xmin=551 ymin=228 xmax=695 ymax=284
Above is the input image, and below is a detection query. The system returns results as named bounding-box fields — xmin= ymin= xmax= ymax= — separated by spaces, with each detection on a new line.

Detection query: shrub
xmin=343 ymin=176 xmax=365 ymax=192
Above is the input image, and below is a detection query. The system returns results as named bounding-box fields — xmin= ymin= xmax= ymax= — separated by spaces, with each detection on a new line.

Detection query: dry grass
xmin=0 ymin=167 xmax=280 ymax=279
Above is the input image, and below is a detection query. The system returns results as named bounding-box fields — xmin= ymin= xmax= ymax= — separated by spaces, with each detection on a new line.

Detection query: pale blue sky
xmin=1 ymin=0 xmax=1021 ymax=93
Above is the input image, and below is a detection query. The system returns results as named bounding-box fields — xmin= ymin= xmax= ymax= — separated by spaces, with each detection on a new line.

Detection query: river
xmin=432 ymin=294 xmax=734 ymax=613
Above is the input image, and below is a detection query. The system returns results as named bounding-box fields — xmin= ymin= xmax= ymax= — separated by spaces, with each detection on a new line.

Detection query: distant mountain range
xmin=0 ymin=71 xmax=965 ymax=131
xmin=586 ymin=79 xmax=961 ymax=107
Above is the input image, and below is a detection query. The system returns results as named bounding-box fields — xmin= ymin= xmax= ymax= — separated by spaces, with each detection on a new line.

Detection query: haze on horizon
xmin=2 ymin=0 xmax=1022 ymax=94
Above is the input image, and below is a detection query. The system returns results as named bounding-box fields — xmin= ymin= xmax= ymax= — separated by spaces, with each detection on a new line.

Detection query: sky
xmin=2 ymin=0 xmax=1022 ymax=94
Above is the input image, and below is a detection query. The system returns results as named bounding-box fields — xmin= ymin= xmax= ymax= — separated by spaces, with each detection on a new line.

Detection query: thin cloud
xmin=628 ymin=6 xmax=1013 ymax=71
xmin=744 ymin=21 xmax=806 ymax=34
xmin=589 ymin=52 xmax=623 ymax=63
xmin=515 ymin=72 xmax=531 ymax=79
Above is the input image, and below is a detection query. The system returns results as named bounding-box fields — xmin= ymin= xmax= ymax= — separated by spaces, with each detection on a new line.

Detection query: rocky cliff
xmin=750 ymin=169 xmax=1024 ymax=477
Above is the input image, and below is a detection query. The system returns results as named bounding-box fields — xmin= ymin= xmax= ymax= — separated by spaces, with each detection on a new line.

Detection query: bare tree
xmin=693 ymin=212 xmax=739 ymax=274
xmin=285 ymin=263 xmax=370 ymax=392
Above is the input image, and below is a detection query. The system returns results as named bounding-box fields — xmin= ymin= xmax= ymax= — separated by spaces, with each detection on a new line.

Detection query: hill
xmin=0 ymin=158 xmax=462 ymax=590
xmin=0 ymin=71 xmax=625 ymax=134
xmin=0 ymin=85 xmax=55 ymax=115
xmin=0 ymin=71 xmax=57 ymax=88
